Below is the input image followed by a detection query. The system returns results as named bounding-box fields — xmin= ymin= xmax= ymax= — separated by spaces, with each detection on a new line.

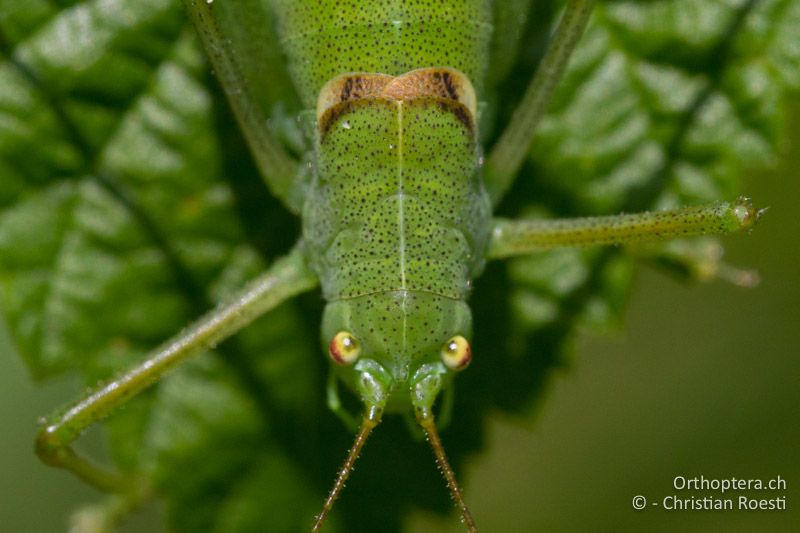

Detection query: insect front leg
xmin=486 ymin=197 xmax=765 ymax=259
xmin=485 ymin=0 xmax=596 ymax=204
xmin=180 ymin=0 xmax=305 ymax=211
xmin=35 ymin=246 xmax=318 ymax=492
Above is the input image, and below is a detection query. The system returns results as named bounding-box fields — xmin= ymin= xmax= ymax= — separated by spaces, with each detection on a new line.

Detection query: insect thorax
xmin=303 ymin=68 xmax=492 ymax=303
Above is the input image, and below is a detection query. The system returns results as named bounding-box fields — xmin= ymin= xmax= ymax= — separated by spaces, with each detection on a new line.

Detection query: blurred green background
xmin=1 ymin=112 xmax=797 ymax=532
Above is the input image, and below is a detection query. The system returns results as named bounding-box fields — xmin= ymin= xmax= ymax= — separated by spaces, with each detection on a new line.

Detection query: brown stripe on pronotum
xmin=316 ymin=73 xmax=393 ymax=120
xmin=316 ymin=67 xmax=478 ymax=137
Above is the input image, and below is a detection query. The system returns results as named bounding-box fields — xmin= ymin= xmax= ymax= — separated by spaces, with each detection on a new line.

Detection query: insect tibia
xmin=487 ymin=196 xmax=766 ymax=260
xmin=638 ymin=238 xmax=761 ymax=288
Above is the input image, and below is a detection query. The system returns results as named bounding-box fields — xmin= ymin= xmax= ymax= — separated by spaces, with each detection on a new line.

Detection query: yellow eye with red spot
xmin=441 ymin=335 xmax=471 ymax=370
xmin=329 ymin=331 xmax=360 ymax=365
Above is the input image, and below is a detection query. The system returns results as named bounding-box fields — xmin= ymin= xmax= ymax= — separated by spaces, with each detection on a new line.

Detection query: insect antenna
xmin=419 ymin=414 xmax=478 ymax=533
xmin=311 ymin=414 xmax=381 ymax=532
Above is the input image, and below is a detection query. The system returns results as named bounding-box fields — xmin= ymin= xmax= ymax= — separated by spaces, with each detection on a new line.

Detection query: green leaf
xmin=1 ymin=1 xmax=797 ymax=531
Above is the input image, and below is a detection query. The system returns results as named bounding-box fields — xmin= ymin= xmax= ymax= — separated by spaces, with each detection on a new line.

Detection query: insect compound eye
xmin=329 ymin=331 xmax=361 ymax=365
xmin=441 ymin=335 xmax=471 ymax=370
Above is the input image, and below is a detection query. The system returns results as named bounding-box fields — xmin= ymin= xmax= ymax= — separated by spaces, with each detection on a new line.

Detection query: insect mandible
xmin=18 ymin=0 xmax=768 ymax=531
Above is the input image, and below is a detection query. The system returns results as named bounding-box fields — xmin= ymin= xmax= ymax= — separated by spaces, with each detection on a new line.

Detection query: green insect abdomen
xmin=303 ymin=70 xmax=491 ymax=302
xmin=272 ymin=0 xmax=493 ymax=108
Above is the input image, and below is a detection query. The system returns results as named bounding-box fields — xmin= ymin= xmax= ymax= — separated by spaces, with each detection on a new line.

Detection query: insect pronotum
xmin=28 ymin=1 xmax=764 ymax=531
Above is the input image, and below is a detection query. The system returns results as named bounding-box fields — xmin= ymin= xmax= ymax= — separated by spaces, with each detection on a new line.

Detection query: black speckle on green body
xmin=304 ymin=97 xmax=490 ymax=399
xmin=305 ymin=98 xmax=489 ymax=301
xmin=274 ymin=0 xmax=493 ymax=402
xmin=273 ymin=0 xmax=493 ymax=107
